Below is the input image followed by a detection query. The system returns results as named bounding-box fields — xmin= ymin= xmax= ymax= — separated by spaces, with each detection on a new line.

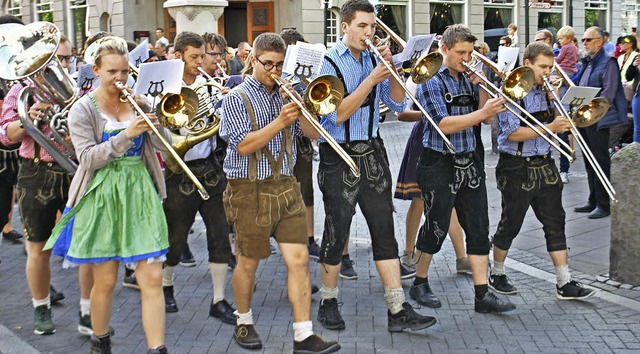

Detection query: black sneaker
xmin=180 ymin=246 xmax=196 ymax=267
xmin=311 ymin=284 xmax=320 ymax=294
xmin=33 ymin=305 xmax=55 ymax=335
xmin=50 ymin=285 xmax=65 ymax=304
xmin=409 ymin=282 xmax=442 ymax=308
xmin=488 ymin=274 xmax=518 ymax=295
xmin=228 ymin=254 xmax=237 ymax=270
xmin=317 ymin=298 xmax=346 ymax=330
xmin=556 ymin=280 xmax=596 ymax=300
xmin=293 ymin=334 xmax=340 ymax=354
xmin=339 ymin=256 xmax=358 ymax=280
xmin=122 ymin=273 xmax=140 ymax=290
xmin=474 ymin=291 xmax=516 ymax=314
xmin=308 ymin=241 xmax=321 ymax=261
xmin=147 ymin=345 xmax=168 ymax=354
xmin=388 ymin=302 xmax=437 ymax=332
xmin=90 ymin=333 xmax=111 ymax=354
xmin=400 ymin=262 xmax=416 ymax=280
xmin=2 ymin=230 xmax=23 ymax=242
xmin=210 ymin=299 xmax=236 ymax=325
xmin=234 ymin=324 xmax=262 ymax=350
xmin=163 ymin=286 xmax=178 ymax=313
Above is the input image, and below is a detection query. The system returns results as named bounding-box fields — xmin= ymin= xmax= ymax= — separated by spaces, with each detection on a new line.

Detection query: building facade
xmin=1 ymin=0 xmax=637 ymax=52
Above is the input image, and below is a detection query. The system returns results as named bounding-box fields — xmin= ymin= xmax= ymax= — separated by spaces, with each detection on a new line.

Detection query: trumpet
xmin=270 ymin=73 xmax=360 ymax=177
xmin=115 ymin=81 xmax=210 ymax=200
xmin=541 ymin=76 xmax=616 ymax=202
xmin=363 ymin=37 xmax=453 ymax=153
xmin=464 ymin=52 xmax=576 ymax=162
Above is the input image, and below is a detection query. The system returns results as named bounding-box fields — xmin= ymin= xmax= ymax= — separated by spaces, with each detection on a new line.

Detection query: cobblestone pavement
xmin=0 ymin=121 xmax=638 ymax=353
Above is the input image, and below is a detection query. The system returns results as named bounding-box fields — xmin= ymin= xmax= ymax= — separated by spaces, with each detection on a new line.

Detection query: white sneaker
xmin=560 ymin=172 xmax=569 ymax=184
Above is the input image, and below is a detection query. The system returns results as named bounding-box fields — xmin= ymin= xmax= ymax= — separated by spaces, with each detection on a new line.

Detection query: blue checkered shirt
xmin=497 ymin=86 xmax=552 ymax=156
xmin=417 ymin=66 xmax=476 ymax=153
xmin=318 ymin=39 xmax=406 ymax=143
xmin=220 ymin=75 xmax=301 ymax=180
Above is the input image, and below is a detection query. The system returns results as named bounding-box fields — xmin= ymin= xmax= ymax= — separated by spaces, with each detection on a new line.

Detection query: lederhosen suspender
xmin=236 ymin=88 xmax=294 ymax=182
xmin=324 ymin=54 xmax=377 ymax=144
xmin=516 ymin=92 xmax=554 ymax=156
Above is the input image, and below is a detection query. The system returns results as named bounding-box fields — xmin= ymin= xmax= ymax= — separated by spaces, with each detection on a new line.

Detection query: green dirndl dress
xmin=45 ymin=119 xmax=169 ymax=266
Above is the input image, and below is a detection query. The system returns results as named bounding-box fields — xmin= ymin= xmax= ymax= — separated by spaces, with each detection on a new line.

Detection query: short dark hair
xmin=340 ymin=0 xmax=374 ymax=25
xmin=0 ymin=14 xmax=23 ymax=25
xmin=523 ymin=42 xmax=555 ymax=63
xmin=166 ymin=44 xmax=174 ymax=52
xmin=156 ymin=28 xmax=164 ymax=33
xmin=252 ymin=32 xmax=286 ymax=57
xmin=174 ymin=31 xmax=204 ymax=53
xmin=441 ymin=24 xmax=477 ymax=49
xmin=203 ymin=32 xmax=228 ymax=52
xmin=624 ymin=35 xmax=638 ymax=50
xmin=280 ymin=29 xmax=305 ymax=45
xmin=500 ymin=36 xmax=512 ymax=46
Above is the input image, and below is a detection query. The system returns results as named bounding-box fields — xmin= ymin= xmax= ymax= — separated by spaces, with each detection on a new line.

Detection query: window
xmin=327 ymin=9 xmax=338 ymax=48
xmin=483 ymin=0 xmax=515 ymax=30
xmin=375 ymin=3 xmax=407 ymax=55
xmin=69 ymin=0 xmax=89 ymax=52
xmin=585 ymin=0 xmax=608 ymax=28
xmin=537 ymin=0 xmax=564 ymax=33
xmin=622 ymin=0 xmax=640 ymax=35
xmin=6 ymin=0 xmax=22 ymax=19
xmin=35 ymin=0 xmax=54 ymax=22
xmin=430 ymin=1 xmax=465 ymax=36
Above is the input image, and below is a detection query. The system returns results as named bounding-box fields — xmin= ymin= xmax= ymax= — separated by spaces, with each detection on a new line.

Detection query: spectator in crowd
xmin=603 ymin=31 xmax=615 ymax=56
xmin=628 ymin=53 xmax=640 ymax=143
xmin=155 ymin=42 xmax=167 ymax=60
xmin=535 ymin=30 xmax=555 ymax=48
xmin=229 ymin=41 xmax=251 ymax=75
xmin=507 ymin=23 xmax=518 ymax=48
xmin=556 ymin=26 xmax=580 ymax=75
xmin=156 ymin=27 xmax=170 ymax=48
xmin=618 ymin=35 xmax=638 ymax=103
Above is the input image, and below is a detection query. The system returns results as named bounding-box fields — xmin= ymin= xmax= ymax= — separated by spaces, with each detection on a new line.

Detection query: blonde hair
xmin=508 ymin=23 xmax=517 ymax=32
xmin=241 ymin=52 xmax=254 ymax=79
xmin=557 ymin=26 xmax=575 ymax=40
xmin=93 ymin=36 xmax=128 ymax=66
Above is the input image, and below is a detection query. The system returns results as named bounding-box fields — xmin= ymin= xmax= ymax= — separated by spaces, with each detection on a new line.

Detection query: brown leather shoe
xmin=293 ymin=334 xmax=340 ymax=354
xmin=233 ymin=324 xmax=262 ymax=350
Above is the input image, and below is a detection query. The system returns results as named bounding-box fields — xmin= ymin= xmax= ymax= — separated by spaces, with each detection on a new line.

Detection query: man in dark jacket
xmin=573 ymin=26 xmax=627 ymax=219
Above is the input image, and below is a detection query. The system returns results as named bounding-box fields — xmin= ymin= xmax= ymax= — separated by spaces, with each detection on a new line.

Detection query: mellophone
xmin=0 ymin=20 xmax=616 ymax=202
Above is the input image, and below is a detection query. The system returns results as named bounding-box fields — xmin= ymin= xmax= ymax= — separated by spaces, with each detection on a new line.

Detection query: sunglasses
xmin=581 ymin=37 xmax=602 ymax=43
xmin=57 ymin=55 xmax=74 ymax=63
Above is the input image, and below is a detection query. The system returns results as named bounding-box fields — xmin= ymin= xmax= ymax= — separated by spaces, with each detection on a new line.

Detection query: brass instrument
xmin=364 ymin=20 xmax=451 ymax=152
xmin=216 ymin=62 xmax=229 ymax=79
xmin=551 ymin=62 xmax=609 ymax=127
xmin=465 ymin=52 xmax=576 ymax=162
xmin=0 ymin=21 xmax=78 ymax=173
xmin=542 ymin=75 xmax=616 ymax=202
xmin=116 ymin=81 xmax=210 ymax=200
xmin=156 ymin=80 xmax=223 ymax=174
xmin=270 ymin=73 xmax=361 ymax=177
xmin=198 ymin=66 xmax=227 ymax=86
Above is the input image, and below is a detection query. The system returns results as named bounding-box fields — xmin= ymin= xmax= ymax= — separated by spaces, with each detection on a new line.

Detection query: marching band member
xmin=0 ymin=32 xmax=82 ymax=335
xmin=220 ymin=32 xmax=339 ymax=353
xmin=160 ymin=31 xmax=236 ymax=324
xmin=315 ymin=0 xmax=435 ymax=332
xmin=489 ymin=42 xmax=596 ymax=301
xmin=410 ymin=24 xmax=515 ymax=314
xmin=44 ymin=36 xmax=170 ymax=353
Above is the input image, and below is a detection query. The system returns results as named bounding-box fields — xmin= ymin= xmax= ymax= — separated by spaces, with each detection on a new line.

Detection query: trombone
xmin=541 ymin=75 xmax=617 ymax=202
xmin=464 ymin=52 xmax=576 ymax=162
xmin=551 ymin=62 xmax=609 ymax=127
xmin=365 ymin=21 xmax=453 ymax=153
xmin=115 ymin=81 xmax=210 ymax=200
xmin=270 ymin=73 xmax=361 ymax=177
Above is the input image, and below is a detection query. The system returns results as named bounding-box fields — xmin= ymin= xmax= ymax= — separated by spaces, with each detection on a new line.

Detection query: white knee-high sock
xmin=210 ymin=262 xmax=228 ymax=304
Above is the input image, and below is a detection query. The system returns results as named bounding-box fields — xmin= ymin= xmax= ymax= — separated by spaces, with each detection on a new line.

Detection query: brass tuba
xmin=156 ymin=80 xmax=224 ymax=173
xmin=0 ymin=21 xmax=78 ymax=173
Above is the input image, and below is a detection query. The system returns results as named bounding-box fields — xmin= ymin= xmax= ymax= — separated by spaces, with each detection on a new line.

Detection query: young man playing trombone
xmin=160 ymin=31 xmax=236 ymax=324
xmin=411 ymin=24 xmax=516 ymax=314
xmin=315 ymin=0 xmax=436 ymax=332
xmin=489 ymin=42 xmax=596 ymax=301
xmin=220 ymin=32 xmax=339 ymax=353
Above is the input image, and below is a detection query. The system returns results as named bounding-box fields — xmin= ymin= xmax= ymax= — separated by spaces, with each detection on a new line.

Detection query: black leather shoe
xmin=234 ymin=324 xmax=262 ymax=350
xmin=574 ymin=203 xmax=595 ymax=213
xmin=409 ymin=283 xmax=442 ymax=308
xmin=210 ymin=299 xmax=236 ymax=325
xmin=587 ymin=206 xmax=610 ymax=219
xmin=474 ymin=291 xmax=516 ymax=313
xmin=293 ymin=334 xmax=340 ymax=354
xmin=163 ymin=286 xmax=178 ymax=313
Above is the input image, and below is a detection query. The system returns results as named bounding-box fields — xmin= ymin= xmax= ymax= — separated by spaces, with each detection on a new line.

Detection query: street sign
xmin=529 ymin=0 xmax=552 ymax=9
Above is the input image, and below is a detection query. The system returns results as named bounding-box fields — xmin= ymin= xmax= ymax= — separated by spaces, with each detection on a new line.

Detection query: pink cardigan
xmin=556 ymin=44 xmax=580 ymax=74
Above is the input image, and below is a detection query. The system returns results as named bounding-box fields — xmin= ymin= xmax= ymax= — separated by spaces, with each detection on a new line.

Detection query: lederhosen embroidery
xmin=324 ymin=54 xmax=377 ymax=144
xmin=236 ymin=88 xmax=294 ymax=182
xmin=516 ymin=91 xmax=554 ymax=156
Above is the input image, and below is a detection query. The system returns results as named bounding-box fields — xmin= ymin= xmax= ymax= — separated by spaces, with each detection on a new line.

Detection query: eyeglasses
xmin=581 ymin=37 xmax=602 ymax=43
xmin=205 ymin=51 xmax=225 ymax=58
xmin=255 ymin=56 xmax=284 ymax=71
xmin=57 ymin=55 xmax=74 ymax=63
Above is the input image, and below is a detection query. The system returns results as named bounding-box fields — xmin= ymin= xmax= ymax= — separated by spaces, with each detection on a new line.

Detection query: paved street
xmin=0 ymin=120 xmax=639 ymax=353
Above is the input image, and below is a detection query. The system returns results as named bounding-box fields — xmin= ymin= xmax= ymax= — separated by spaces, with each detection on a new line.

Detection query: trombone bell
xmin=410 ymin=53 xmax=443 ymax=84
xmin=502 ymin=66 xmax=535 ymax=100
xmin=303 ymin=75 xmax=345 ymax=117
xmin=573 ymin=97 xmax=609 ymax=128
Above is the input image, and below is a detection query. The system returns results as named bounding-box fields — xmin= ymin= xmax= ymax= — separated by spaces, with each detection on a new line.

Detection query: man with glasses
xmin=573 ymin=26 xmax=627 ymax=219
xmin=220 ymin=32 xmax=340 ymax=353
xmin=159 ymin=31 xmax=236 ymax=325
